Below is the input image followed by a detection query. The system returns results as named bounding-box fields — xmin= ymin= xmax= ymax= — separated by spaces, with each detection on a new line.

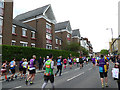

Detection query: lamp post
xmin=106 ymin=28 xmax=114 ymax=55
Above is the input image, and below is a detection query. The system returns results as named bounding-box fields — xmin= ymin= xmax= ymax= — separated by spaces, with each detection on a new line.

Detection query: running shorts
xmin=99 ymin=72 xmax=108 ymax=78
xmin=64 ymin=63 xmax=67 ymax=65
xmin=69 ymin=62 xmax=72 ymax=65
xmin=29 ymin=69 xmax=36 ymax=74
xmin=44 ymin=75 xmax=54 ymax=83
xmin=23 ymin=68 xmax=26 ymax=74
xmin=11 ymin=69 xmax=15 ymax=74
xmin=1 ymin=69 xmax=7 ymax=73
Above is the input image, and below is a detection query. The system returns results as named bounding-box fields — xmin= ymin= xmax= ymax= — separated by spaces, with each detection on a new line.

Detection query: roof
xmin=55 ymin=21 xmax=69 ymax=31
xmin=13 ymin=19 xmax=36 ymax=31
xmin=14 ymin=4 xmax=50 ymax=21
xmin=72 ymin=29 xmax=80 ymax=37
xmin=55 ymin=36 xmax=62 ymax=40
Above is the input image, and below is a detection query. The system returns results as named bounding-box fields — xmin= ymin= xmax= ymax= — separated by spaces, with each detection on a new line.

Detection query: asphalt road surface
xmin=2 ymin=61 xmax=118 ymax=90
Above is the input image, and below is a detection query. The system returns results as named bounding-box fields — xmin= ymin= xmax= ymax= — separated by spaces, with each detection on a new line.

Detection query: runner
xmin=76 ymin=57 xmax=79 ymax=67
xmin=55 ymin=56 xmax=63 ymax=76
xmin=73 ymin=57 xmax=76 ymax=65
xmin=42 ymin=54 xmax=55 ymax=89
xmin=92 ymin=57 xmax=96 ymax=67
xmin=86 ymin=56 xmax=89 ymax=64
xmin=96 ymin=55 xmax=109 ymax=88
xmin=79 ymin=56 xmax=84 ymax=69
xmin=63 ymin=58 xmax=67 ymax=69
xmin=25 ymin=55 xmax=36 ymax=85
xmin=9 ymin=58 xmax=16 ymax=81
xmin=22 ymin=59 xmax=28 ymax=79
xmin=68 ymin=57 xmax=72 ymax=69
xmin=18 ymin=58 xmax=24 ymax=80
xmin=1 ymin=61 xmax=8 ymax=81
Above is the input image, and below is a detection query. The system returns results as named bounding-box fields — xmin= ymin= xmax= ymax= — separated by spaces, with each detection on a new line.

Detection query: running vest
xmin=10 ymin=61 xmax=15 ymax=69
xmin=29 ymin=59 xmax=35 ymax=70
xmin=44 ymin=59 xmax=53 ymax=76
xmin=57 ymin=59 xmax=62 ymax=66
xmin=64 ymin=59 xmax=67 ymax=63
xmin=68 ymin=59 xmax=72 ymax=63
xmin=99 ymin=58 xmax=107 ymax=72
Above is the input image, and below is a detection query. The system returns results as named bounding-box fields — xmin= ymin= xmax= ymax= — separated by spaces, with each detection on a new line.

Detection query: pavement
xmin=1 ymin=61 xmax=119 ymax=90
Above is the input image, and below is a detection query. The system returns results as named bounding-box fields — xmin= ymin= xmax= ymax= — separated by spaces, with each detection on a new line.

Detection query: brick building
xmin=72 ymin=29 xmax=81 ymax=45
xmin=2 ymin=3 xmax=56 ymax=49
xmin=55 ymin=21 xmax=72 ymax=49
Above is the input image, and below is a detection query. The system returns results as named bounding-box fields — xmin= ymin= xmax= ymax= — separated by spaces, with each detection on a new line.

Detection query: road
xmin=2 ymin=61 xmax=118 ymax=90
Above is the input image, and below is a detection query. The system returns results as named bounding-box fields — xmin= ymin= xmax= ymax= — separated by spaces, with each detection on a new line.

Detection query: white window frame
xmin=59 ymin=40 xmax=62 ymax=45
xmin=22 ymin=28 xmax=27 ymax=36
xmin=31 ymin=31 xmax=35 ymax=38
xmin=11 ymin=40 xmax=16 ymax=46
xmin=20 ymin=41 xmax=28 ymax=47
xmin=67 ymin=34 xmax=70 ymax=38
xmin=0 ymin=1 xmax=4 ymax=8
xmin=46 ymin=33 xmax=52 ymax=40
xmin=56 ymin=39 xmax=58 ymax=44
xmin=46 ymin=44 xmax=52 ymax=49
xmin=12 ymin=25 xmax=16 ymax=34
xmin=31 ymin=43 xmax=35 ymax=47
xmin=46 ymin=22 xmax=51 ymax=30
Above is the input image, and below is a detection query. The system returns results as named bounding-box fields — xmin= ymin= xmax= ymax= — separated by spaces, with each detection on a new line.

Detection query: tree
xmin=64 ymin=42 xmax=81 ymax=52
xmin=80 ymin=46 xmax=89 ymax=56
xmin=100 ymin=49 xmax=109 ymax=55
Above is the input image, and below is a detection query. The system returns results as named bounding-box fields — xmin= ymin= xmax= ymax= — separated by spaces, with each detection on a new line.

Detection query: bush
xmin=2 ymin=45 xmax=79 ymax=62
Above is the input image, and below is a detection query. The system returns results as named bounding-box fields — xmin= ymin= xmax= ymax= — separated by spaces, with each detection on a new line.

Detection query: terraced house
xmin=2 ymin=2 xmax=56 ymax=49
xmin=55 ymin=21 xmax=72 ymax=49
xmin=72 ymin=29 xmax=81 ymax=45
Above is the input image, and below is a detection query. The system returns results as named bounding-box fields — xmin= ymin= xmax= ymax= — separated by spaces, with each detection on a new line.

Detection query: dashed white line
xmin=75 ymin=68 xmax=79 ymax=70
xmin=62 ymin=71 xmax=69 ymax=75
xmin=67 ymin=72 xmax=84 ymax=81
xmin=14 ymin=86 xmax=22 ymax=89
xmin=88 ymin=68 xmax=92 ymax=70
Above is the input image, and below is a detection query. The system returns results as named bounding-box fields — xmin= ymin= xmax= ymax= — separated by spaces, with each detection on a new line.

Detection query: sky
xmin=13 ymin=0 xmax=119 ymax=52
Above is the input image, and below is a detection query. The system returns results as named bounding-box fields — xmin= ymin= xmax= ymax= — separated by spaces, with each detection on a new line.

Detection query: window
xmin=0 ymin=19 xmax=2 ymax=26
xmin=56 ymin=39 xmax=58 ymax=44
xmin=20 ymin=41 xmax=28 ymax=47
xmin=31 ymin=31 xmax=35 ymax=38
xmin=12 ymin=25 xmax=16 ymax=34
xmin=46 ymin=44 xmax=52 ymax=49
xmin=46 ymin=23 xmax=51 ymax=30
xmin=31 ymin=43 xmax=35 ymax=47
xmin=67 ymin=34 xmax=70 ymax=38
xmin=11 ymin=40 xmax=16 ymax=46
xmin=22 ymin=28 xmax=27 ymax=36
xmin=59 ymin=40 xmax=62 ymax=45
xmin=46 ymin=33 xmax=52 ymax=40
xmin=0 ymin=1 xmax=4 ymax=8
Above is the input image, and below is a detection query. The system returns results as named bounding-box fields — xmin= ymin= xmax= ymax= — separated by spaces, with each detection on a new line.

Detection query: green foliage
xmin=80 ymin=46 xmax=89 ymax=56
xmin=100 ymin=49 xmax=109 ymax=55
xmin=2 ymin=45 xmax=79 ymax=62
xmin=64 ymin=42 xmax=80 ymax=52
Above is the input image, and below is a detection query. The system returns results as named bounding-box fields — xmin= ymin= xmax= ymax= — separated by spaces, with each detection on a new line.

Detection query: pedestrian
xmin=68 ymin=57 xmax=72 ymax=69
xmin=18 ymin=58 xmax=24 ymax=79
xmin=42 ymin=54 xmax=55 ymax=89
xmin=9 ymin=58 xmax=16 ymax=81
xmin=22 ymin=59 xmax=28 ymax=79
xmin=43 ymin=57 xmax=46 ymax=64
xmin=63 ymin=58 xmax=67 ymax=69
xmin=1 ymin=61 xmax=8 ymax=81
xmin=55 ymin=56 xmax=63 ymax=76
xmin=25 ymin=55 xmax=36 ymax=85
xmin=96 ymin=55 xmax=109 ymax=88
xmin=38 ymin=56 xmax=43 ymax=70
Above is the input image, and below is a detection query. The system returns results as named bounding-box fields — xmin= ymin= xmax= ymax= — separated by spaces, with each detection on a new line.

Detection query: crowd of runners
xmin=1 ymin=54 xmax=120 ymax=89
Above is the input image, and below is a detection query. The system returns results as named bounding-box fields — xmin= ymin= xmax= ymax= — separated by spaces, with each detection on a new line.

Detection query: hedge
xmin=2 ymin=45 xmax=79 ymax=62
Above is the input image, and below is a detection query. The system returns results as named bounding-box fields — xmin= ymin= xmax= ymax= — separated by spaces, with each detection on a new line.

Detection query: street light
xmin=106 ymin=28 xmax=114 ymax=55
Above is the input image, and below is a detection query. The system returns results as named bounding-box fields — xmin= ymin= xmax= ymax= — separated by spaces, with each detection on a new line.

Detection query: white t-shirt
xmin=22 ymin=62 xmax=28 ymax=68
xmin=76 ymin=58 xmax=79 ymax=62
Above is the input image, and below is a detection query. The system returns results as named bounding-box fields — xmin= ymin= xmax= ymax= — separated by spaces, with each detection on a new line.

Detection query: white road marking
xmin=14 ymin=86 xmax=22 ymax=88
xmin=75 ymin=68 xmax=79 ymax=70
xmin=67 ymin=72 xmax=84 ymax=81
xmin=88 ymin=68 xmax=92 ymax=70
